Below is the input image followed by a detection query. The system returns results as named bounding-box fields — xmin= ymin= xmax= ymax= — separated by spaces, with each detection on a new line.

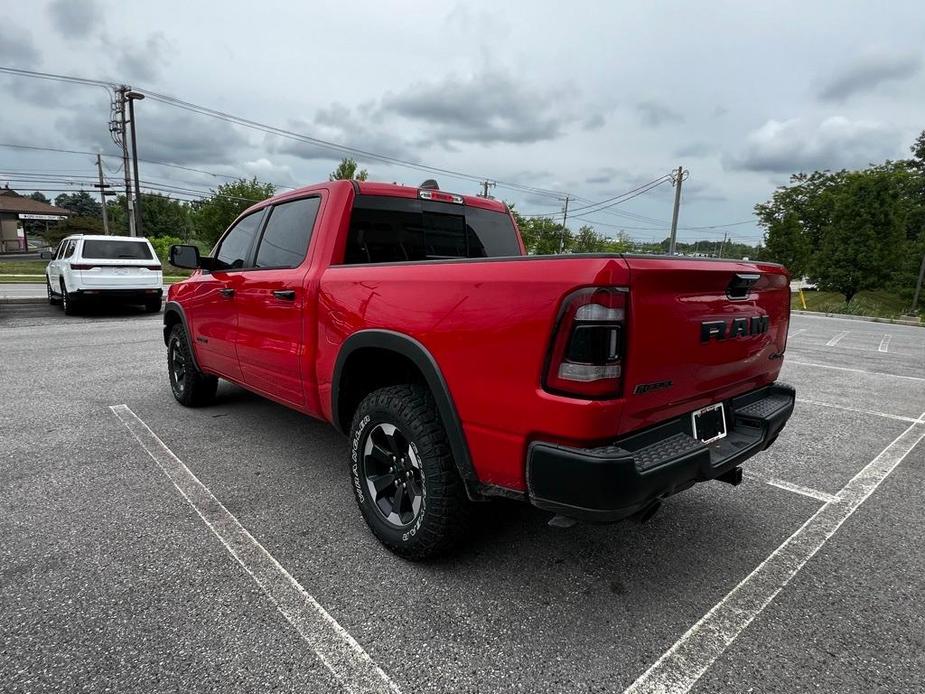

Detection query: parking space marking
xmin=787 ymin=361 xmax=925 ymax=383
xmin=623 ymin=414 xmax=925 ymax=694
xmin=825 ymin=331 xmax=848 ymax=347
xmin=788 ymin=328 xmax=806 ymax=338
xmin=878 ymin=334 xmax=892 ymax=353
xmin=764 ymin=478 xmax=840 ymax=504
xmin=109 ymin=404 xmax=402 ymax=694
xmin=796 ymin=397 xmax=921 ymax=423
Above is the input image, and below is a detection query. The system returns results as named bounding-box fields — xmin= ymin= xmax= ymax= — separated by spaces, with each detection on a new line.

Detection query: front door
xmin=234 ymin=196 xmax=321 ymax=407
xmin=184 ymin=209 xmax=266 ymax=381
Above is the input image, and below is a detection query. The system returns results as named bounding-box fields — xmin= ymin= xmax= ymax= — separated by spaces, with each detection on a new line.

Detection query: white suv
xmin=45 ymin=235 xmax=163 ymax=315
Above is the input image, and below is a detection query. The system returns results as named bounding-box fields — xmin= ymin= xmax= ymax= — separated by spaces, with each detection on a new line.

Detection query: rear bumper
xmin=73 ymin=288 xmax=163 ymax=301
xmin=526 ymin=381 xmax=795 ymax=521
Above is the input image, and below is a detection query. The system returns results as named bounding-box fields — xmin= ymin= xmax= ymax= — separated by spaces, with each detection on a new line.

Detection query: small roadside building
xmin=0 ymin=188 xmax=72 ymax=253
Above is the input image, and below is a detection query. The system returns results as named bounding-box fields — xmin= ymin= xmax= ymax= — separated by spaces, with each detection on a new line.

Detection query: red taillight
xmin=544 ymin=287 xmax=627 ymax=399
xmin=69 ymin=263 xmax=96 ymax=270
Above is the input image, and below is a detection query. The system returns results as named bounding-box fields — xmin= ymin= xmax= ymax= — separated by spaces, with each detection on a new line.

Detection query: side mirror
xmin=39 ymin=251 xmax=54 ymax=260
xmin=169 ymin=244 xmax=202 ymax=269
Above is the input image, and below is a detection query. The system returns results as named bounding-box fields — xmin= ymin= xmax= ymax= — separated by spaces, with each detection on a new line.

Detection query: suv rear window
xmin=81 ymin=239 xmax=153 ymax=260
xmin=343 ymin=195 xmax=520 ymax=264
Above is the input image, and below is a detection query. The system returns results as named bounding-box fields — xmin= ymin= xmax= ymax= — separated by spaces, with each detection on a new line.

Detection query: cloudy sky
xmin=1 ymin=0 xmax=924 ymax=245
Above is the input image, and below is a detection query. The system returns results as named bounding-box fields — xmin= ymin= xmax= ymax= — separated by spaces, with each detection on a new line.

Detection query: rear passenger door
xmin=234 ymin=196 xmax=321 ymax=407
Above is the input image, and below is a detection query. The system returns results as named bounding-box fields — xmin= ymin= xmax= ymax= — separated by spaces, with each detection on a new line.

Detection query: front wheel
xmin=349 ymin=384 xmax=472 ymax=560
xmin=167 ymin=323 xmax=218 ymax=406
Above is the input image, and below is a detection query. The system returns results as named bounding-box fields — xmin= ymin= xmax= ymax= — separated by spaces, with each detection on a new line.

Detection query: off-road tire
xmin=349 ymin=384 xmax=472 ymax=560
xmin=167 ymin=323 xmax=218 ymax=406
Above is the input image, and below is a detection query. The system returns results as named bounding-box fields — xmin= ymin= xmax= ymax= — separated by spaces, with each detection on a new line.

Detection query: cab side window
xmin=214 ymin=212 xmax=264 ymax=269
xmin=255 ymin=197 xmax=321 ymax=269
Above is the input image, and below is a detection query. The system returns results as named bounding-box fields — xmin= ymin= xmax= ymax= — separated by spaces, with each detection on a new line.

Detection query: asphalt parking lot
xmin=1 ymin=304 xmax=923 ymax=693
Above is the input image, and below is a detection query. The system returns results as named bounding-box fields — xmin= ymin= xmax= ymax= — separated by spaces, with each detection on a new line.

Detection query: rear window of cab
xmin=81 ymin=240 xmax=154 ymax=260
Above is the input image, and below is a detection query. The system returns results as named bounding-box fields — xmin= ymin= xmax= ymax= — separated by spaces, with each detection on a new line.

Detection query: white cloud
xmin=725 ymin=116 xmax=902 ymax=173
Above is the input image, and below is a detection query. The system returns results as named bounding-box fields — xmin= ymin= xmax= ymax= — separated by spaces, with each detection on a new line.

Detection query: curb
xmin=0 ymin=297 xmax=47 ymax=305
xmin=791 ymin=310 xmax=923 ymax=327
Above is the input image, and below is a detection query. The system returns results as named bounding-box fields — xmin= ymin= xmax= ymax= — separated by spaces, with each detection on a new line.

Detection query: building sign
xmin=18 ymin=213 xmax=67 ymax=221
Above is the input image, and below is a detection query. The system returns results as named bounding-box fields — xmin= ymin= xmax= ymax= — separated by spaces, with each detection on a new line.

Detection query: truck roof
xmin=261 ymin=179 xmax=509 ymax=213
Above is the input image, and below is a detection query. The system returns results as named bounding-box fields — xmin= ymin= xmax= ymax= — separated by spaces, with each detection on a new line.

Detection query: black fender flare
xmin=332 ymin=329 xmax=481 ymax=498
xmin=163 ymin=301 xmax=203 ymax=373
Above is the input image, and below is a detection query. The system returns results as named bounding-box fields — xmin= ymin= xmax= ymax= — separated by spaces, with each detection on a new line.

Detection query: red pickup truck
xmin=166 ymin=180 xmax=795 ymax=559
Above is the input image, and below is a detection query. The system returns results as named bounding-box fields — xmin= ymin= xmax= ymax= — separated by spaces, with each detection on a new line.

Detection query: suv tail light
xmin=69 ymin=263 xmax=97 ymax=270
xmin=544 ymin=287 xmax=627 ymax=398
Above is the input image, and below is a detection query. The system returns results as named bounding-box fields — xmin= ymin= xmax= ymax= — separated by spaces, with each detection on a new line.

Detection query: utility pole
xmin=912 ymin=251 xmax=925 ymax=314
xmin=718 ymin=231 xmax=728 ymax=259
xmin=112 ymin=85 xmax=135 ymax=236
xmin=668 ymin=165 xmax=685 ymax=255
xmin=94 ymin=153 xmax=111 ymax=235
xmin=558 ymin=195 xmax=571 ymax=253
xmin=478 ymin=180 xmax=496 ymax=198
xmin=126 ymin=91 xmax=145 ymax=237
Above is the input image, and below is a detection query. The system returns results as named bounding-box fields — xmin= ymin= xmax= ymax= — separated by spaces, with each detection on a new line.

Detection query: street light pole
xmin=126 ymin=91 xmax=145 ymax=237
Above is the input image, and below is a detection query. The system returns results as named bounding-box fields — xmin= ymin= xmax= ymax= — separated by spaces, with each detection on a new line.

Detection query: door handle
xmin=219 ymin=287 xmax=235 ymax=298
xmin=272 ymin=289 xmax=296 ymax=301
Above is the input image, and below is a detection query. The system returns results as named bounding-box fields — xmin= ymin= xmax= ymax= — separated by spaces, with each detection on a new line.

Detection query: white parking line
xmin=623 ymin=414 xmax=925 ymax=694
xmin=796 ymin=397 xmax=921 ymax=423
xmin=786 ymin=361 xmax=925 ymax=383
xmin=788 ymin=328 xmax=806 ymax=338
xmin=109 ymin=404 xmax=401 ymax=694
xmin=825 ymin=331 xmax=848 ymax=347
xmin=764 ymin=478 xmax=840 ymax=504
xmin=879 ymin=334 xmax=892 ymax=353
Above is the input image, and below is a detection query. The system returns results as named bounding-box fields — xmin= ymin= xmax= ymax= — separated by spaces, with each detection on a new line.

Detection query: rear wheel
xmin=145 ymin=298 xmax=163 ymax=313
xmin=168 ymin=323 xmax=218 ymax=406
xmin=349 ymin=384 xmax=472 ymax=560
xmin=47 ymin=279 xmax=61 ymax=306
xmin=61 ymin=281 xmax=79 ymax=315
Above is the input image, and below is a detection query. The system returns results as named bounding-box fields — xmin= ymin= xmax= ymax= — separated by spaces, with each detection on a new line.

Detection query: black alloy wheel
xmin=361 ymin=422 xmax=424 ymax=528
xmin=168 ymin=333 xmax=187 ymax=399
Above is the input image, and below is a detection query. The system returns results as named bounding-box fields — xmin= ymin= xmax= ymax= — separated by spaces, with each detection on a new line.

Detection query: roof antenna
xmin=419 ymin=179 xmax=440 ymax=190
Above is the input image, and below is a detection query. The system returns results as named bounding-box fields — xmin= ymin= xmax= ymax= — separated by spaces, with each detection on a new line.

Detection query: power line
xmin=0 ymin=142 xmax=295 ymax=190
xmin=0 ymin=66 xmax=573 ymax=200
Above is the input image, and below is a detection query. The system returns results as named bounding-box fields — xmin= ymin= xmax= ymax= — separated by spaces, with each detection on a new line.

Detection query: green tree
xmin=106 ymin=193 xmax=191 ymax=238
xmin=812 ymin=169 xmax=907 ymax=303
xmin=54 ymin=191 xmax=102 ymax=218
xmin=329 ymin=158 xmax=368 ymax=181
xmin=761 ymin=212 xmax=812 ymax=276
xmin=519 ymin=216 xmax=570 ymax=254
xmin=572 ymin=224 xmax=608 ymax=253
xmin=190 ymin=178 xmax=276 ymax=247
xmin=30 ymin=191 xmax=50 ymax=204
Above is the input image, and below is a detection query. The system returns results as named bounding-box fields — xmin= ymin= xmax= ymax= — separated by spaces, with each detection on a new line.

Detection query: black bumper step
xmin=526 ymin=382 xmax=796 ymax=522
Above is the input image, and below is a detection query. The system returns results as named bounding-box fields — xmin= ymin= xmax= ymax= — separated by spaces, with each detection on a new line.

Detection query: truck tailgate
xmin=621 ymin=256 xmax=790 ymax=431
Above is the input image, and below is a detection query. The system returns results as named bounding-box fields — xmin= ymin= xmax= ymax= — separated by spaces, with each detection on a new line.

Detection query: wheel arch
xmin=163 ymin=301 xmax=203 ymax=372
xmin=332 ymin=330 xmax=481 ymax=499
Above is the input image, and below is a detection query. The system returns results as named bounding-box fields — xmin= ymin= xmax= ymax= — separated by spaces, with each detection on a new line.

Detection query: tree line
xmin=756 ymin=131 xmax=925 ymax=304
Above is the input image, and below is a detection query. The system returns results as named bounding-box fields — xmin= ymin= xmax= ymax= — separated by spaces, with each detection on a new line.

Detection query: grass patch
xmin=0 ymin=260 xmax=48 ymax=274
xmin=793 ymin=289 xmax=921 ymax=320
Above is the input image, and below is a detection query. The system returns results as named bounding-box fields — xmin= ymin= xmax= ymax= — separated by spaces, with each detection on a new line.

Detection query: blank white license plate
xmin=692 ymin=403 xmax=727 ymax=444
